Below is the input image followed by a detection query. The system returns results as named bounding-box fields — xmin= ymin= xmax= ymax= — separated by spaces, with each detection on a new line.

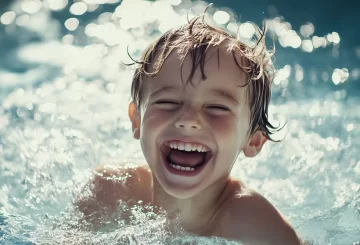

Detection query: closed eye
xmin=154 ymin=100 xmax=180 ymax=105
xmin=206 ymin=105 xmax=230 ymax=111
xmin=153 ymin=100 xmax=182 ymax=110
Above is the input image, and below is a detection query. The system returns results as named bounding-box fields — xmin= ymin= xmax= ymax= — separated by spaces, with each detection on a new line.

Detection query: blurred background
xmin=1 ymin=0 xmax=359 ymax=99
xmin=0 ymin=0 xmax=359 ymax=244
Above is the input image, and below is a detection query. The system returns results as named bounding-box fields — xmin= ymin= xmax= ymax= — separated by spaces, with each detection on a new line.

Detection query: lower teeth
xmin=168 ymin=162 xmax=195 ymax=172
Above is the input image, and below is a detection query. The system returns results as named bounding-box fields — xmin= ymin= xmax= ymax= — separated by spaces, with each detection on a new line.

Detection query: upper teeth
xmin=165 ymin=141 xmax=209 ymax=152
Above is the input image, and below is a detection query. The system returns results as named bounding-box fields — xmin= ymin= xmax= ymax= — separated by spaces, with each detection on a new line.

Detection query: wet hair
xmin=127 ymin=12 xmax=282 ymax=141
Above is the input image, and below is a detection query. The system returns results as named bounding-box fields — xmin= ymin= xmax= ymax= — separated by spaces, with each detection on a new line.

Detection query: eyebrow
xmin=209 ymin=88 xmax=240 ymax=106
xmin=149 ymin=85 xmax=178 ymax=98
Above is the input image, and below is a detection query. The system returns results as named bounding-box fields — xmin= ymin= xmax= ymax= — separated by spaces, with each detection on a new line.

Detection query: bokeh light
xmin=238 ymin=22 xmax=255 ymax=39
xmin=0 ymin=11 xmax=16 ymax=25
xmin=64 ymin=18 xmax=79 ymax=31
xmin=213 ymin=10 xmax=230 ymax=25
xmin=21 ymin=0 xmax=42 ymax=14
xmin=45 ymin=0 xmax=69 ymax=11
xmin=69 ymin=2 xmax=88 ymax=16
xmin=0 ymin=0 xmax=359 ymax=244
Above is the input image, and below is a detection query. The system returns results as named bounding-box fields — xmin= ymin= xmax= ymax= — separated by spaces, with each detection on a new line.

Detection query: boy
xmin=77 ymin=15 xmax=303 ymax=245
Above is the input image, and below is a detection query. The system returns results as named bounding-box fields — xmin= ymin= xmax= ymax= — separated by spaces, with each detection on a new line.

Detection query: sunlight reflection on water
xmin=0 ymin=0 xmax=359 ymax=244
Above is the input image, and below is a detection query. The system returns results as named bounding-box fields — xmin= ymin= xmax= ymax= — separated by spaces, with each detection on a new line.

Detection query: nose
xmin=174 ymin=108 xmax=202 ymax=130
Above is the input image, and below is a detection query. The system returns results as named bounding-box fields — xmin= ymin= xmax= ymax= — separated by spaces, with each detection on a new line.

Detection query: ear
xmin=128 ymin=102 xmax=141 ymax=139
xmin=243 ymin=130 xmax=267 ymax=157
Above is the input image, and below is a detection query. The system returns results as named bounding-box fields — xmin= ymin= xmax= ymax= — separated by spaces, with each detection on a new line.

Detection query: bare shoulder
xmin=76 ymin=163 xmax=152 ymax=221
xmin=93 ymin=163 xmax=152 ymax=204
xmin=217 ymin=180 xmax=301 ymax=245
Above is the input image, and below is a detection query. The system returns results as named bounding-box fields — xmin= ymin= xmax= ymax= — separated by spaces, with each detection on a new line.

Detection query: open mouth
xmin=160 ymin=140 xmax=213 ymax=174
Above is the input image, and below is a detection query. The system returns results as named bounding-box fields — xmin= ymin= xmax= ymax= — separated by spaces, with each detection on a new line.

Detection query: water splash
xmin=0 ymin=0 xmax=359 ymax=244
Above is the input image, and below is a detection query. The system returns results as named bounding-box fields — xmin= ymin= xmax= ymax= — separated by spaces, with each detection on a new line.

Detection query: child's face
xmin=129 ymin=46 xmax=266 ymax=199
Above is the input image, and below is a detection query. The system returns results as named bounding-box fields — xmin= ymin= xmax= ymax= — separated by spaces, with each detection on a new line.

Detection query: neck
xmin=151 ymin=175 xmax=232 ymax=234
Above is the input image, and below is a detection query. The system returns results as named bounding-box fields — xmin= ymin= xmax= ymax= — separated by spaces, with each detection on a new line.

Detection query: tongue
xmin=168 ymin=149 xmax=206 ymax=167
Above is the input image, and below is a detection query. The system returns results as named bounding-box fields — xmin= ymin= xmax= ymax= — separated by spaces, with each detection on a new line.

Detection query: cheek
xmin=140 ymin=109 xmax=167 ymax=161
xmin=209 ymin=118 xmax=234 ymax=134
xmin=141 ymin=108 xmax=170 ymax=133
xmin=208 ymin=115 xmax=249 ymax=146
xmin=207 ymin=115 xmax=239 ymax=136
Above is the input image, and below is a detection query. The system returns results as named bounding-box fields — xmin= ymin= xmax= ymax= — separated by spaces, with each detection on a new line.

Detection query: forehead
xmin=146 ymin=45 xmax=249 ymax=93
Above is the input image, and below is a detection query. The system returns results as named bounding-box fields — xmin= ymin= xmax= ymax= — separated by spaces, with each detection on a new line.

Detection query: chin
xmin=159 ymin=179 xmax=204 ymax=199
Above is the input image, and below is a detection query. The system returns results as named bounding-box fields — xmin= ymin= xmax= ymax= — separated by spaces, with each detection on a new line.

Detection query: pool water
xmin=0 ymin=0 xmax=359 ymax=244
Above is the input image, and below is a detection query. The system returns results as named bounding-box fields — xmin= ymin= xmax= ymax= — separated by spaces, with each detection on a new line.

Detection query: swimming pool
xmin=0 ymin=0 xmax=359 ymax=244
